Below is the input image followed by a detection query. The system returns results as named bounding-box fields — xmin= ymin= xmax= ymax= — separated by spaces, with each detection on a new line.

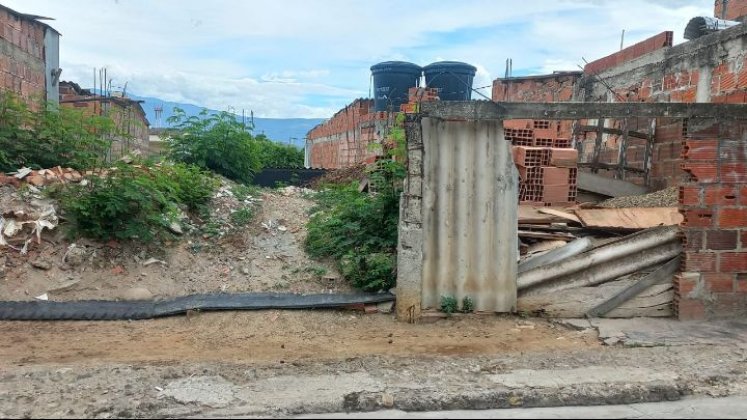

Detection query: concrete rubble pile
xmin=0 ymin=184 xmax=58 ymax=254
xmin=516 ymin=199 xmax=683 ymax=318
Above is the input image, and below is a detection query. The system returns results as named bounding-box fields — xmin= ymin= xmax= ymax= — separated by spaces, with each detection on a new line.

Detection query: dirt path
xmin=0 ymin=312 xmax=595 ymax=366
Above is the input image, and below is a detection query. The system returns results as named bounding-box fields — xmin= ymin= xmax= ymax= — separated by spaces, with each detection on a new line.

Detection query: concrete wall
xmin=43 ymin=28 xmax=59 ymax=104
xmin=0 ymin=6 xmax=48 ymax=103
xmin=397 ymin=115 xmax=518 ymax=321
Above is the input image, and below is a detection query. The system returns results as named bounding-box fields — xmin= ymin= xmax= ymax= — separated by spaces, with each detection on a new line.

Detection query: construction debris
xmin=518 ymin=198 xmax=683 ymax=319
xmin=599 ymin=186 xmax=679 ymax=208
xmin=0 ymin=185 xmax=59 ymax=254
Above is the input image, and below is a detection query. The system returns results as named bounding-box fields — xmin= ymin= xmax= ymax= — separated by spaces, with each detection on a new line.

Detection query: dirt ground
xmin=0 ymin=188 xmax=350 ymax=301
xmin=1 ymin=313 xmax=747 ymax=418
xmin=0 ymin=312 xmax=595 ymax=365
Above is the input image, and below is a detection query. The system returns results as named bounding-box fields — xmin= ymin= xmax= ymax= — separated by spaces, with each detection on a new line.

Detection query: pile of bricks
xmin=400 ymin=87 xmax=439 ymax=114
xmin=0 ymin=166 xmax=86 ymax=188
xmin=503 ymin=121 xmax=572 ymax=148
xmin=514 ymin=146 xmax=578 ymax=206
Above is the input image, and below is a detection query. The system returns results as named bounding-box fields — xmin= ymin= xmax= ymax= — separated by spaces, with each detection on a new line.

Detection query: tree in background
xmin=166 ymin=108 xmax=261 ymax=184
xmin=166 ymin=108 xmax=305 ymax=183
xmin=255 ymin=133 xmax=304 ymax=168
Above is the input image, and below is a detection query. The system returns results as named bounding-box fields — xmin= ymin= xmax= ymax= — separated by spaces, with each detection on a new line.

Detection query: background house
xmin=59 ymin=80 xmax=150 ymax=158
xmin=0 ymin=3 xmax=60 ymax=104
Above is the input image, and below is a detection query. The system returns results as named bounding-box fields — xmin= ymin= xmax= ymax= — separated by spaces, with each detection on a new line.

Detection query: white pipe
xmin=518 ymin=226 xmax=680 ymax=290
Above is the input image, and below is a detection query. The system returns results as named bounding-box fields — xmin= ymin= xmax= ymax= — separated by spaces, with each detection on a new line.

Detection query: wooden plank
xmin=587 ymin=257 xmax=680 ymax=317
xmin=538 ymin=208 xmax=581 ymax=224
xmin=419 ymin=101 xmax=747 ymax=120
xmin=519 ymin=224 xmax=585 ymax=233
xmin=577 ymin=125 xmax=649 ymax=140
xmin=517 ymin=230 xmax=575 ymax=241
xmin=577 ymin=171 xmax=648 ymax=197
xmin=519 ymin=205 xmax=559 ymax=224
xmin=619 ymin=118 xmax=629 ymax=180
xmin=575 ymin=207 xmax=683 ymax=229
xmin=577 ymin=162 xmax=646 ymax=174
xmin=644 ymin=119 xmax=656 ymax=187
xmin=518 ymin=277 xmax=673 ymax=318
xmin=591 ymin=119 xmax=605 ymax=174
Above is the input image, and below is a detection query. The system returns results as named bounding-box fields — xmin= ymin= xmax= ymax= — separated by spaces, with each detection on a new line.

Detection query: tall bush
xmin=305 ymin=161 xmax=404 ymax=291
xmin=166 ymin=108 xmax=261 ymax=183
xmin=255 ymin=134 xmax=305 ymax=167
xmin=0 ymin=93 xmax=113 ymax=172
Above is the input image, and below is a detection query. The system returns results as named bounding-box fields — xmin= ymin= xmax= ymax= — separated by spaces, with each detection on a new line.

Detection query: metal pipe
xmin=518 ymin=226 xmax=680 ymax=290
xmin=518 ymin=237 xmax=592 ymax=274
xmin=521 ymin=240 xmax=681 ymax=295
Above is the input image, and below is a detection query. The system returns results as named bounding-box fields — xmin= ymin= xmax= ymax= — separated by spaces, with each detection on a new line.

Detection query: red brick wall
xmin=584 ymin=32 xmax=673 ymax=76
xmin=307 ymin=99 xmax=383 ymax=168
xmin=715 ymin=0 xmax=747 ymax=20
xmin=0 ymin=7 xmax=46 ymax=103
xmin=677 ymin=120 xmax=747 ymax=319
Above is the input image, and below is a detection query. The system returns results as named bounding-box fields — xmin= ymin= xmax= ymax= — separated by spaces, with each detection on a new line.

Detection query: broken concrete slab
xmin=587 ymin=318 xmax=747 ymax=348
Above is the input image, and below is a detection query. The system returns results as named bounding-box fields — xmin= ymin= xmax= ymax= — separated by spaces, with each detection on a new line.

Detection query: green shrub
xmin=440 ymin=296 xmax=458 ymax=315
xmin=153 ymin=163 xmax=219 ymax=212
xmin=462 ymin=296 xmax=475 ymax=313
xmin=232 ymin=184 xmax=261 ymax=202
xmin=230 ymin=207 xmax=254 ymax=226
xmin=0 ymin=92 xmax=113 ymax=172
xmin=255 ymin=134 xmax=304 ymax=168
xmin=55 ymin=162 xmax=218 ymax=242
xmin=166 ymin=108 xmax=261 ymax=183
xmin=57 ymin=164 xmax=177 ymax=242
xmin=305 ymin=161 xmax=403 ymax=292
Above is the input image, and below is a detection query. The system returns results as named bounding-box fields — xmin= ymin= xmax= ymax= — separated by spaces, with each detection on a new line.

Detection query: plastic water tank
xmin=423 ymin=61 xmax=477 ymax=101
xmin=370 ymin=61 xmax=422 ymax=112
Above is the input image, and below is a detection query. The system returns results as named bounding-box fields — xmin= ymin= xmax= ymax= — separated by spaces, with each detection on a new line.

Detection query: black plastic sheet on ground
xmin=252 ymin=168 xmax=327 ymax=188
xmin=0 ymin=292 xmax=395 ymax=321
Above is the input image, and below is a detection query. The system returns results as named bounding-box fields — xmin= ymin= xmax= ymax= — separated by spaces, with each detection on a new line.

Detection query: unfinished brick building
xmin=0 ymin=4 xmax=60 ymax=104
xmin=305 ymin=99 xmax=389 ymax=168
xmin=59 ymin=81 xmax=150 ymax=158
xmin=491 ymin=1 xmax=747 ymax=320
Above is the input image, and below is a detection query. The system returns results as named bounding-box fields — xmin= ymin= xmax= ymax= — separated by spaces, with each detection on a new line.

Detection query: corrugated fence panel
xmin=421 ymin=118 xmax=518 ymax=312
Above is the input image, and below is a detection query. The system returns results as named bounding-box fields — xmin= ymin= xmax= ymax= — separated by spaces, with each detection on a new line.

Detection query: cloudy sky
xmin=6 ymin=0 xmax=711 ymax=118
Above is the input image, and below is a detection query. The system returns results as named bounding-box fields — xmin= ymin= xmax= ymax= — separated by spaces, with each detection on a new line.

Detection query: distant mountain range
xmin=128 ymin=94 xmax=325 ymax=148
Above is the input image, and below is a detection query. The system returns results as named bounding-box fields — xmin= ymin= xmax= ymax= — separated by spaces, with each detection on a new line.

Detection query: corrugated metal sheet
xmin=420 ymin=118 xmax=518 ymax=312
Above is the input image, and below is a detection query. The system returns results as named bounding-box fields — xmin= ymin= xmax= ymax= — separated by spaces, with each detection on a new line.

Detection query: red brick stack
xmin=400 ymin=87 xmax=439 ymax=114
xmin=514 ymin=146 xmax=578 ymax=206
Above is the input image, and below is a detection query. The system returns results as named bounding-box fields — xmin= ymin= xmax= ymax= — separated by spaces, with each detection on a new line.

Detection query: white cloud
xmin=3 ymin=0 xmax=714 ymax=117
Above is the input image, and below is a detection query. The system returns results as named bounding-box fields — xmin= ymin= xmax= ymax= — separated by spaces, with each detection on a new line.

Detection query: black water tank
xmin=370 ymin=61 xmax=422 ymax=112
xmin=423 ymin=61 xmax=477 ymax=101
